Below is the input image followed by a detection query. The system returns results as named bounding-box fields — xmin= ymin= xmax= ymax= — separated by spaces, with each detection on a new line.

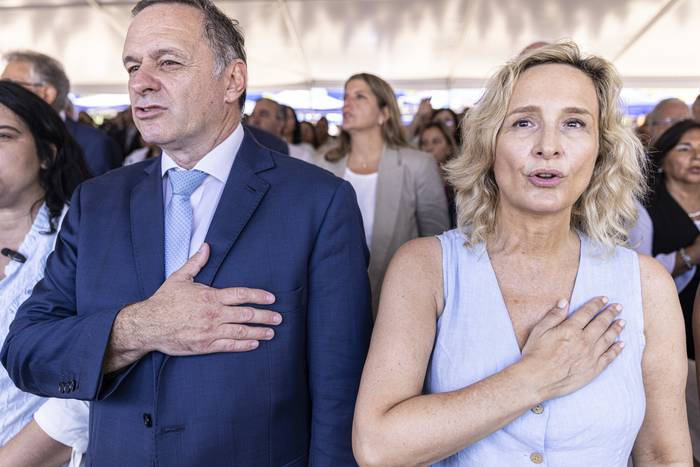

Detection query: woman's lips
xmin=527 ymin=169 xmax=564 ymax=187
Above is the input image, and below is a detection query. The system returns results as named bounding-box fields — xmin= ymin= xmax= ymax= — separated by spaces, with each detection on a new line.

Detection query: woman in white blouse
xmin=0 ymin=82 xmax=90 ymax=464
xmin=315 ymin=73 xmax=449 ymax=314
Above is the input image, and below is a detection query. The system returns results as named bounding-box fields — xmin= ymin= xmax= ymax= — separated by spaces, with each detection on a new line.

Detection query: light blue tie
xmin=164 ymin=168 xmax=208 ymax=278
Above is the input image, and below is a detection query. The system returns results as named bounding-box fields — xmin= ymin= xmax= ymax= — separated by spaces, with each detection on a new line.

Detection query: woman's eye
xmin=675 ymin=145 xmax=690 ymax=152
xmin=565 ymin=119 xmax=585 ymax=128
xmin=513 ymin=119 xmax=532 ymax=128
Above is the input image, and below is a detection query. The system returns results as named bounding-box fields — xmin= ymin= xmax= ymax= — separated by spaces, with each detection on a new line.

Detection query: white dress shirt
xmin=161 ymin=123 xmax=243 ymax=257
xmin=34 ymin=399 xmax=89 ymax=467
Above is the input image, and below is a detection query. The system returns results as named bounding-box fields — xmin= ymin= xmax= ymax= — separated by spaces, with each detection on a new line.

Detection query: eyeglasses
xmin=2 ymin=78 xmax=45 ymax=89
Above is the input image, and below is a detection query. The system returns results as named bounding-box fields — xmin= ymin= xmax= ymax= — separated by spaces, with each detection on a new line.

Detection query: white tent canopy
xmin=1 ymin=0 xmax=698 ymax=96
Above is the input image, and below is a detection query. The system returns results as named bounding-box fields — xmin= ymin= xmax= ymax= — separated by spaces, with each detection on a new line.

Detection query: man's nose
xmin=130 ymin=67 xmax=161 ymax=95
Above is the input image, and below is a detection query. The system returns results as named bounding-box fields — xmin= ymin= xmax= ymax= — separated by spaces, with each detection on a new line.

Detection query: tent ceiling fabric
xmin=0 ymin=0 xmax=698 ymax=94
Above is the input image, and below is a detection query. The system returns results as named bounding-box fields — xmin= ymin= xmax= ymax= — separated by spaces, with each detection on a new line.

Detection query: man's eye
xmin=161 ymin=60 xmax=180 ymax=67
xmin=127 ymin=65 xmax=140 ymax=74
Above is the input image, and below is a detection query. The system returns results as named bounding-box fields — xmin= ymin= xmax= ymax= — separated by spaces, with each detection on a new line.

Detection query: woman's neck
xmin=488 ymin=206 xmax=577 ymax=258
xmin=0 ymin=196 xmax=43 ymax=249
xmin=348 ymin=128 xmax=384 ymax=167
xmin=665 ymin=178 xmax=700 ymax=214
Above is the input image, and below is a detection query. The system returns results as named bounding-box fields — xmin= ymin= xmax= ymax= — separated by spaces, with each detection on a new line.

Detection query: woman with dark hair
xmin=0 ymin=81 xmax=90 ymax=462
xmin=281 ymin=104 xmax=301 ymax=145
xmin=316 ymin=73 xmax=449 ymax=314
xmin=432 ymin=107 xmax=462 ymax=146
xmin=299 ymin=120 xmax=318 ymax=149
xmin=419 ymin=122 xmax=458 ymax=227
xmin=419 ymin=121 xmax=457 ymax=164
xmin=628 ymin=119 xmax=700 ymax=463
xmin=643 ymin=119 xmax=700 ymax=335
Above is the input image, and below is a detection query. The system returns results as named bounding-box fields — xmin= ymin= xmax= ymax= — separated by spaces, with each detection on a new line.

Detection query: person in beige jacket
xmin=314 ymin=73 xmax=449 ymax=315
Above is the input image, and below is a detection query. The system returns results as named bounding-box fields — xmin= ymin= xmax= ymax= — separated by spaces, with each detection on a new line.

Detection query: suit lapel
xmin=130 ymin=158 xmax=166 ymax=299
xmin=371 ymin=146 xmax=403 ymax=267
xmin=195 ymin=130 xmax=274 ymax=286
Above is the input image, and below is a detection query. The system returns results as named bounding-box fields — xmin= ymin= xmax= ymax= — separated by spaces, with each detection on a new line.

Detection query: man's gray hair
xmin=3 ymin=50 xmax=70 ymax=112
xmin=132 ymin=0 xmax=247 ymax=108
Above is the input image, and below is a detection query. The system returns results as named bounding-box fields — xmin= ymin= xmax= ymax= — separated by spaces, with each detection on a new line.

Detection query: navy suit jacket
xmin=2 ymin=129 xmax=372 ymax=466
xmin=245 ymin=124 xmax=290 ymax=155
xmin=65 ymin=119 xmax=122 ymax=176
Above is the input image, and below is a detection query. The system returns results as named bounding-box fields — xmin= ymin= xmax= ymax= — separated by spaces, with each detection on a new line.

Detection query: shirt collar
xmin=161 ymin=123 xmax=244 ymax=183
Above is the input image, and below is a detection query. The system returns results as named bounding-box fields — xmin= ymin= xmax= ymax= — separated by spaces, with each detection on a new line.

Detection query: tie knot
xmin=168 ymin=169 xmax=207 ymax=197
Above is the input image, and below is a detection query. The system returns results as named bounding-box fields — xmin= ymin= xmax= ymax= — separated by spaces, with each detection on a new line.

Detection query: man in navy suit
xmin=1 ymin=0 xmax=372 ymax=465
xmin=2 ymin=51 xmax=121 ymax=175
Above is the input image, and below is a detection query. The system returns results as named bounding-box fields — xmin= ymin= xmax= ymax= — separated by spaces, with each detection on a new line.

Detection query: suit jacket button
xmin=143 ymin=413 xmax=153 ymax=428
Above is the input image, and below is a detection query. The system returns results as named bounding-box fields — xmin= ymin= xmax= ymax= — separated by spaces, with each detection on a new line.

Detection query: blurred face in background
xmin=315 ymin=117 xmax=329 ymax=143
xmin=342 ymin=78 xmax=386 ymax=134
xmin=433 ymin=109 xmax=457 ymax=131
xmin=420 ymin=126 xmax=452 ymax=164
xmin=1 ymin=60 xmax=57 ymax=108
xmin=0 ymin=103 xmax=43 ymax=209
xmin=300 ymin=122 xmax=316 ymax=146
xmin=648 ymin=100 xmax=691 ymax=144
xmin=661 ymin=128 xmax=700 ymax=187
xmin=249 ymin=99 xmax=284 ymax=136
xmin=281 ymin=106 xmax=296 ymax=141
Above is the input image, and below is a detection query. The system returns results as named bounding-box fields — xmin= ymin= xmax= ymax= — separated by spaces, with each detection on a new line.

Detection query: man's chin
xmin=138 ymin=131 xmax=173 ymax=149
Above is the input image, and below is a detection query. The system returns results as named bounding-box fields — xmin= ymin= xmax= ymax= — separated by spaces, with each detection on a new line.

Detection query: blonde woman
xmin=316 ymin=73 xmax=449 ymax=314
xmin=353 ymin=42 xmax=691 ymax=466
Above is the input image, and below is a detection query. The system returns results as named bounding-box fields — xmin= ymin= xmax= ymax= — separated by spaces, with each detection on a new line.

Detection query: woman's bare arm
xmin=632 ymin=255 xmax=692 ymax=466
xmin=0 ymin=420 xmax=71 ymax=467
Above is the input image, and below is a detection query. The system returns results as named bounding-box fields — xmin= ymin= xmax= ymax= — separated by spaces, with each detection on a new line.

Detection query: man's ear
xmin=223 ymin=59 xmax=247 ymax=105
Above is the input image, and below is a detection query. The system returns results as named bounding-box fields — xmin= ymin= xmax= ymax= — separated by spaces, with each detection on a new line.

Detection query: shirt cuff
xmin=33 ymin=398 xmax=90 ymax=453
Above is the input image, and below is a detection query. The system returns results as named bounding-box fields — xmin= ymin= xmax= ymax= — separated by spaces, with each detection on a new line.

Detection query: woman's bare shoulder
xmin=380 ymin=236 xmax=444 ymax=316
xmin=636 ymin=253 xmax=682 ymax=329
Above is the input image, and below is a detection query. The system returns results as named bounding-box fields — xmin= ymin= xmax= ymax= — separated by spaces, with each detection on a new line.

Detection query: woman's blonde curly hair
xmin=444 ymin=41 xmax=647 ymax=249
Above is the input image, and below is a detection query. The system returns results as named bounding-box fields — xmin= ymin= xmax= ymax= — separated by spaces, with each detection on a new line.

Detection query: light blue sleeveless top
xmin=426 ymin=229 xmax=646 ymax=467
